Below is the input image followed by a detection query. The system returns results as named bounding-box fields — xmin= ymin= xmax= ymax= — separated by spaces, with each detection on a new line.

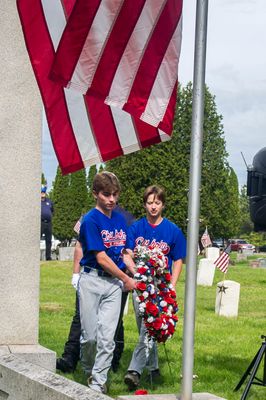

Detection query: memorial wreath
xmin=133 ymin=245 xmax=178 ymax=343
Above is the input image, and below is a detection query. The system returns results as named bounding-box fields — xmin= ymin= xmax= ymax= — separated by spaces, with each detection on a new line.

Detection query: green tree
xmin=41 ymin=173 xmax=47 ymax=185
xmin=106 ymin=83 xmax=240 ymax=236
xmin=87 ymin=165 xmax=97 ymax=209
xmin=51 ymin=166 xmax=72 ymax=243
xmin=69 ymin=168 xmax=89 ymax=223
xmin=51 ymin=167 xmax=89 ymax=242
xmin=239 ymin=185 xmax=253 ymax=234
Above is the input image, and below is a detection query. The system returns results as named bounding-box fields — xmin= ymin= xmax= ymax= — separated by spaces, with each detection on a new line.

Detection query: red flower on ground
xmin=135 ymin=389 xmax=148 ymax=395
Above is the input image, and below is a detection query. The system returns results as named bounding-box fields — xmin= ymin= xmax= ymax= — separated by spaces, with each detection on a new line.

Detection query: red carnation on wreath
xmin=133 ymin=245 xmax=179 ymax=343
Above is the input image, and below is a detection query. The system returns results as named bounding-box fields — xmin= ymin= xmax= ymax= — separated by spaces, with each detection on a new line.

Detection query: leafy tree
xmin=106 ymin=83 xmax=239 ymax=236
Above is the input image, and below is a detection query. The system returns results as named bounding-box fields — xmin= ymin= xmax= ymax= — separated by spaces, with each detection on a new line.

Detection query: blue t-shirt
xmin=126 ymin=217 xmax=186 ymax=272
xmin=79 ymin=208 xmax=127 ymax=271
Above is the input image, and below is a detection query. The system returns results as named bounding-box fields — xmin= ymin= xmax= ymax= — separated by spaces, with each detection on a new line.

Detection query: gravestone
xmin=215 ymin=280 xmax=240 ymax=317
xmin=206 ymin=247 xmax=220 ymax=261
xmin=258 ymin=258 xmax=266 ymax=268
xmin=197 ymin=259 xmax=215 ymax=286
xmin=242 ymin=249 xmax=254 ymax=257
xmin=0 ymin=0 xmax=55 ymax=371
xmin=237 ymin=253 xmax=247 ymax=262
xmin=59 ymin=247 xmax=75 ymax=261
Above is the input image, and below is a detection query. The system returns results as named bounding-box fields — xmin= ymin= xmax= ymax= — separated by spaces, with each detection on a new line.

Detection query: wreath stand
xmin=234 ymin=335 xmax=266 ymax=399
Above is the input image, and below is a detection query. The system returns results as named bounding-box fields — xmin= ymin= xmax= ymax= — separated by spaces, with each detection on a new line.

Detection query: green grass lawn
xmin=39 ymin=256 xmax=266 ymax=399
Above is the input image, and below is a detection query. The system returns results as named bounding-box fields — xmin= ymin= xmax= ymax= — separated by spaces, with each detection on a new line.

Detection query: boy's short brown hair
xmin=92 ymin=171 xmax=121 ymax=194
xmin=143 ymin=185 xmax=166 ymax=205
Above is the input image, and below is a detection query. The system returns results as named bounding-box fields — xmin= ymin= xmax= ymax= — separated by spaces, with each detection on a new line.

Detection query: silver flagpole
xmin=181 ymin=1 xmax=209 ymax=400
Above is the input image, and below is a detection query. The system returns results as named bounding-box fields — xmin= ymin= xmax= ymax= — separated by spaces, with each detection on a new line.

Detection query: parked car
xmin=212 ymin=238 xmax=225 ymax=249
xmin=256 ymin=244 xmax=266 ymax=253
xmin=227 ymin=239 xmax=255 ymax=253
xmin=40 ymin=234 xmax=61 ymax=252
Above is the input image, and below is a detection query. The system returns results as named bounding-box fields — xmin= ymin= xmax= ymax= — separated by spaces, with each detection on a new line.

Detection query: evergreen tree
xmin=87 ymin=165 xmax=97 ymax=210
xmin=106 ymin=83 xmax=240 ymax=236
xmin=69 ymin=169 xmax=89 ymax=225
xmin=51 ymin=167 xmax=89 ymax=242
xmin=51 ymin=166 xmax=72 ymax=243
xmin=41 ymin=172 xmax=47 ymax=185
xmin=239 ymin=185 xmax=253 ymax=234
xmin=98 ymin=164 xmax=105 ymax=173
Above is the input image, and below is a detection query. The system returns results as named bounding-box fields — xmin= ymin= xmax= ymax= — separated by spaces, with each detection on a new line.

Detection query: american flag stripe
xmin=89 ymin=0 xmax=147 ymax=98
xmin=73 ymin=218 xmax=81 ymax=234
xmin=17 ymin=0 xmax=173 ymax=174
xmin=106 ymin=0 xmax=165 ymax=109
xmin=201 ymin=227 xmax=212 ymax=248
xmin=17 ymin=0 xmax=84 ymax=174
xmin=214 ymin=246 xmax=231 ymax=274
xmin=49 ymin=0 xmax=103 ymax=88
xmin=123 ymin=0 xmax=182 ymax=127
xmin=214 ymin=253 xmax=229 ymax=273
xmin=50 ymin=0 xmax=183 ymax=129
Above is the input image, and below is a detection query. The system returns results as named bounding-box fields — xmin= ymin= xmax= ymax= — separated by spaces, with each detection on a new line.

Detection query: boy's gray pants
xmin=79 ymin=269 xmax=122 ymax=392
xmin=127 ymin=291 xmax=158 ymax=375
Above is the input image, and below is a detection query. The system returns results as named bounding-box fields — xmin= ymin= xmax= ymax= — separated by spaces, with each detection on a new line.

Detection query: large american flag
xmin=17 ymin=0 xmax=183 ymax=174
xmin=201 ymin=227 xmax=212 ymax=249
xmin=214 ymin=245 xmax=231 ymax=274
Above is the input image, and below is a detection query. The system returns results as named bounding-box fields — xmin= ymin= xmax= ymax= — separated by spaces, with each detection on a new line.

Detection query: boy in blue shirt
xmin=124 ymin=185 xmax=186 ymax=390
xmin=78 ymin=172 xmax=136 ymax=393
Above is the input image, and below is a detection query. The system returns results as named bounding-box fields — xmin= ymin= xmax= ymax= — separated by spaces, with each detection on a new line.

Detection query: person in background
xmin=56 ymin=205 xmax=135 ymax=374
xmin=41 ymin=185 xmax=54 ymax=261
xmin=123 ymin=185 xmax=186 ymax=390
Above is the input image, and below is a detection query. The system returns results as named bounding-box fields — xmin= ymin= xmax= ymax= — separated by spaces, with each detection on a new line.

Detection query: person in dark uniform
xmin=56 ymin=204 xmax=135 ymax=374
xmin=41 ymin=185 xmax=54 ymax=261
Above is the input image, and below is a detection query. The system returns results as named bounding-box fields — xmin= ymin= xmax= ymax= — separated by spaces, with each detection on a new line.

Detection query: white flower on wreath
xmin=135 ymin=296 xmax=141 ymax=303
xmin=139 ymin=302 xmax=146 ymax=313
xmin=134 ymin=273 xmax=141 ymax=279
xmin=143 ymin=291 xmax=149 ymax=299
xmin=141 ymin=275 xmax=148 ymax=282
xmin=160 ymin=300 xmax=167 ymax=307
xmin=169 ymin=318 xmax=175 ymax=325
xmin=147 ymin=276 xmax=153 ymax=282
xmin=168 ymin=283 xmax=174 ymax=289
xmin=162 ymin=324 xmax=168 ymax=330
xmin=147 ymin=284 xmax=155 ymax=294
xmin=147 ymin=316 xmax=154 ymax=323
xmin=158 ymin=259 xmax=164 ymax=268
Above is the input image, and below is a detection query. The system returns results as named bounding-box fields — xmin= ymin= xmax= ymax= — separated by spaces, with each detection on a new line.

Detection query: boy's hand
xmin=123 ymin=276 xmax=136 ymax=291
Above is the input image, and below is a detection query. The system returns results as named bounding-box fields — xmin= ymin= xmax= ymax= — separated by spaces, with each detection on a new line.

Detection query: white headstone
xmin=215 ymin=280 xmax=240 ymax=317
xmin=237 ymin=253 xmax=247 ymax=262
xmin=59 ymin=247 xmax=75 ymax=261
xmin=242 ymin=249 xmax=254 ymax=257
xmin=206 ymin=247 xmax=220 ymax=261
xmin=197 ymin=259 xmax=215 ymax=286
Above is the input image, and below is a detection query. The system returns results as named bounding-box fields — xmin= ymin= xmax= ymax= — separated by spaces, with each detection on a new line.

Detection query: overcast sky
xmin=42 ymin=0 xmax=266 ymax=189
